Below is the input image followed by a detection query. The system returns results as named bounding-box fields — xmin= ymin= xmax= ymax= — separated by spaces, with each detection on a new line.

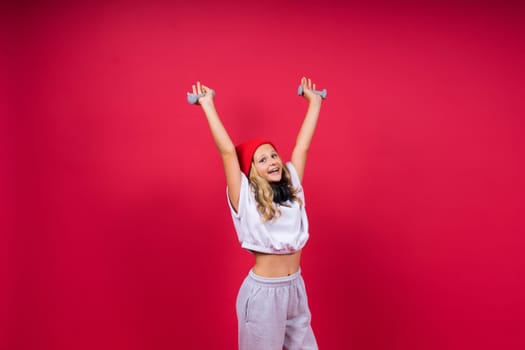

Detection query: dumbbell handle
xmin=297 ymin=85 xmax=327 ymax=99
xmin=187 ymin=90 xmax=215 ymax=104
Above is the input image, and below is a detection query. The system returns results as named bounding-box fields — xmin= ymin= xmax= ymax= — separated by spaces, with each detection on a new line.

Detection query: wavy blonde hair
xmin=249 ymin=162 xmax=303 ymax=223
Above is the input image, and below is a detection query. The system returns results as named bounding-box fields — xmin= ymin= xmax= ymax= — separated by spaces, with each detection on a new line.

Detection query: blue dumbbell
xmin=187 ymin=90 xmax=215 ymax=104
xmin=297 ymin=85 xmax=327 ymax=99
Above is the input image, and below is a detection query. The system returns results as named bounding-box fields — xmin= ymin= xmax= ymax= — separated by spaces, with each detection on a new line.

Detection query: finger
xmin=202 ymin=85 xmax=208 ymax=93
xmin=313 ymin=83 xmax=316 ymax=90
xmin=197 ymin=81 xmax=202 ymax=94
xmin=308 ymin=78 xmax=312 ymax=89
xmin=192 ymin=84 xmax=197 ymax=94
xmin=301 ymin=76 xmax=306 ymax=86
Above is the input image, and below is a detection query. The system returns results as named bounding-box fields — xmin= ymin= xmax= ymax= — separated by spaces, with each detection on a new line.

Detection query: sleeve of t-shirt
xmin=286 ymin=162 xmax=305 ymax=207
xmin=226 ymin=173 xmax=250 ymax=220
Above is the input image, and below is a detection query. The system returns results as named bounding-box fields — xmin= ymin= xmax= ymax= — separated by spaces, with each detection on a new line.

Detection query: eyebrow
xmin=255 ymin=151 xmax=277 ymax=161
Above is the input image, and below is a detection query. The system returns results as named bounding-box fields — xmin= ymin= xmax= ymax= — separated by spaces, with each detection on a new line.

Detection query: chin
xmin=268 ymin=176 xmax=282 ymax=183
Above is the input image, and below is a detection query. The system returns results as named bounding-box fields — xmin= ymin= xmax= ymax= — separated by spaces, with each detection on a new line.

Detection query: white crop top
xmin=227 ymin=162 xmax=309 ymax=254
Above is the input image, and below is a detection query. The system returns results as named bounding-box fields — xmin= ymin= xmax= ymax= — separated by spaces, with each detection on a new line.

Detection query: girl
xmin=188 ymin=77 xmax=323 ymax=350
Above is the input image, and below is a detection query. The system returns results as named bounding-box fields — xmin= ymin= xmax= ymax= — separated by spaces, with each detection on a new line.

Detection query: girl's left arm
xmin=291 ymin=77 xmax=323 ymax=182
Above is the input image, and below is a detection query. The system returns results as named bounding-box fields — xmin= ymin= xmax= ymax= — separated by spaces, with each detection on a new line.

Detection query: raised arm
xmin=291 ymin=77 xmax=323 ymax=182
xmin=189 ymin=81 xmax=242 ymax=212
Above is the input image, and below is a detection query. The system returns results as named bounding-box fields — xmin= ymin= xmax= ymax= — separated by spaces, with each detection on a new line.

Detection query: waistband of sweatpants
xmin=248 ymin=268 xmax=302 ymax=287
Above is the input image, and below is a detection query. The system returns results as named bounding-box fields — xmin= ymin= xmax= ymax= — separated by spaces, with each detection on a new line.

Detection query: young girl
xmin=189 ymin=77 xmax=323 ymax=350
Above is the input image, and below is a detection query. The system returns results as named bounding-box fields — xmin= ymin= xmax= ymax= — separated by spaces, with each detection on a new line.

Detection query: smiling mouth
xmin=269 ymin=168 xmax=280 ymax=175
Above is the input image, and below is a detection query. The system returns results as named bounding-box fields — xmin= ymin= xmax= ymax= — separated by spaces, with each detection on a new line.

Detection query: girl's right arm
xmin=189 ymin=81 xmax=241 ymax=212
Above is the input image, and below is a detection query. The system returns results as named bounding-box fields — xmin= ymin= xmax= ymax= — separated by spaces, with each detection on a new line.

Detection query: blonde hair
xmin=249 ymin=163 xmax=303 ymax=223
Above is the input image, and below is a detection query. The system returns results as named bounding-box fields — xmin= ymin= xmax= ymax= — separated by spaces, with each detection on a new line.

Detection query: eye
xmin=271 ymin=153 xmax=278 ymax=159
xmin=258 ymin=157 xmax=266 ymax=163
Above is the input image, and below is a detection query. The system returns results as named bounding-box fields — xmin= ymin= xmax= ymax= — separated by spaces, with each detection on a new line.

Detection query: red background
xmin=4 ymin=1 xmax=525 ymax=349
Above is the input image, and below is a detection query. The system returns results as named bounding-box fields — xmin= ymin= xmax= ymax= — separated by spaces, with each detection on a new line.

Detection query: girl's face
xmin=253 ymin=144 xmax=283 ymax=182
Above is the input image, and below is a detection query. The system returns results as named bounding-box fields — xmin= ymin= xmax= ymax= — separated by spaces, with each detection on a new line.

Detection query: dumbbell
xmin=187 ymin=90 xmax=216 ymax=104
xmin=297 ymin=85 xmax=327 ymax=99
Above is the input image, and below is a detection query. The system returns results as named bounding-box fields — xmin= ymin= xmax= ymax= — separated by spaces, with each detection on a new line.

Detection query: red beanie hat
xmin=235 ymin=138 xmax=277 ymax=176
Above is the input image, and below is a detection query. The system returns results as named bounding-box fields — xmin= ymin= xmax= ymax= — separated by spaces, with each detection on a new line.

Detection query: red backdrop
xmin=4 ymin=1 xmax=525 ymax=349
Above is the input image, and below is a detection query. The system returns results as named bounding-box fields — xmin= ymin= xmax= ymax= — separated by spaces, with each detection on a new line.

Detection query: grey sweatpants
xmin=236 ymin=269 xmax=318 ymax=350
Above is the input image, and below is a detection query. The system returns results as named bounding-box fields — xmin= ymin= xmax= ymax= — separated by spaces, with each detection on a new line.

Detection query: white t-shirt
xmin=227 ymin=162 xmax=309 ymax=254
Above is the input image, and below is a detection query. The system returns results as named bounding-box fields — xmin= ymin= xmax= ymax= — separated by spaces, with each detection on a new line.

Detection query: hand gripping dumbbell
xmin=297 ymin=85 xmax=327 ymax=99
xmin=187 ymin=90 xmax=216 ymax=104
